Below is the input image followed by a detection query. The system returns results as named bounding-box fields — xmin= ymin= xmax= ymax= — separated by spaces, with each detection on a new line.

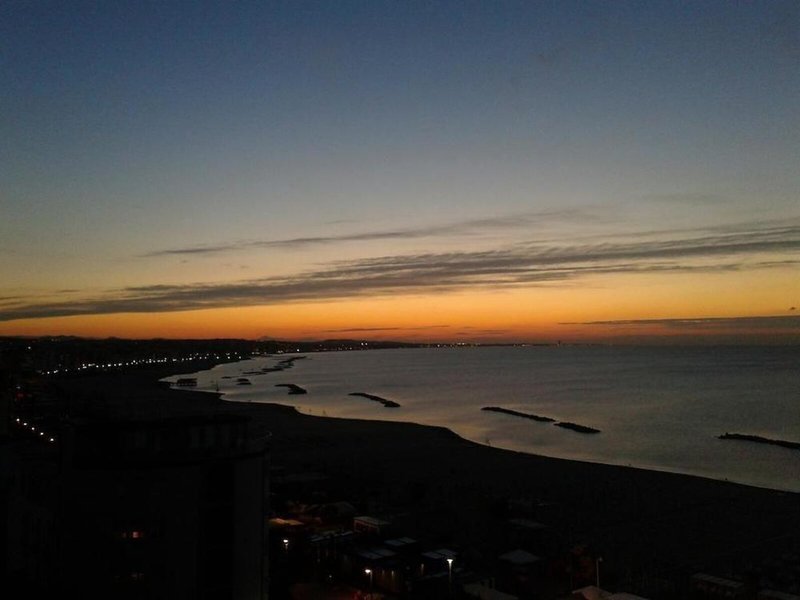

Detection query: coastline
xmin=55 ymin=362 xmax=800 ymax=588
xmin=165 ymin=351 xmax=800 ymax=495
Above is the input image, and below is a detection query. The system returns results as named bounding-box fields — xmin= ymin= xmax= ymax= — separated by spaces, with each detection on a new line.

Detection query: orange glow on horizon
xmin=0 ymin=271 xmax=797 ymax=344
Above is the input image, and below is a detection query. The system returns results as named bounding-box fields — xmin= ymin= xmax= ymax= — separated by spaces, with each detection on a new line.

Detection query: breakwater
xmin=482 ymin=406 xmax=600 ymax=434
xmin=719 ymin=433 xmax=800 ymax=451
xmin=555 ymin=421 xmax=600 ymax=434
xmin=349 ymin=392 xmax=400 ymax=408
xmin=481 ymin=406 xmax=555 ymax=422
xmin=276 ymin=383 xmax=307 ymax=395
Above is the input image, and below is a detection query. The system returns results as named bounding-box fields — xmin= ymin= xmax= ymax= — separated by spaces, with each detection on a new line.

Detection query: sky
xmin=1 ymin=1 xmax=798 ymax=343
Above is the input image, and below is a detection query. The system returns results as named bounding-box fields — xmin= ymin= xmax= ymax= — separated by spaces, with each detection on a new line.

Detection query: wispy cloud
xmin=642 ymin=192 xmax=725 ymax=205
xmin=455 ymin=328 xmax=511 ymax=335
xmin=322 ymin=325 xmax=450 ymax=333
xmin=564 ymin=316 xmax=800 ymax=331
xmin=142 ymin=209 xmax=598 ymax=257
xmin=2 ymin=221 xmax=798 ymax=322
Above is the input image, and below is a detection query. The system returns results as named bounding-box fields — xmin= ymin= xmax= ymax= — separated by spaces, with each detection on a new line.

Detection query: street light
xmin=364 ymin=568 xmax=373 ymax=599
xmin=283 ymin=538 xmax=289 ymax=553
xmin=447 ymin=557 xmax=454 ymax=596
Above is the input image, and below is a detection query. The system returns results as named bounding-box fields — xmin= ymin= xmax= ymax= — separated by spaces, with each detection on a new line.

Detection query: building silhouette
xmin=8 ymin=412 xmax=270 ymax=599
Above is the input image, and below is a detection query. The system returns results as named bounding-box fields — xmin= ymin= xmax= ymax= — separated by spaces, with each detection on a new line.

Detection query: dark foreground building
xmin=8 ymin=413 xmax=270 ymax=600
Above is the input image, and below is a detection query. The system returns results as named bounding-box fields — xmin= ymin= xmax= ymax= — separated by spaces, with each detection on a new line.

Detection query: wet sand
xmin=56 ymin=364 xmax=800 ymax=592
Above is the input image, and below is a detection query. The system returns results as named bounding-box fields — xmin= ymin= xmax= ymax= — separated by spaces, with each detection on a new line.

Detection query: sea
xmin=167 ymin=345 xmax=800 ymax=493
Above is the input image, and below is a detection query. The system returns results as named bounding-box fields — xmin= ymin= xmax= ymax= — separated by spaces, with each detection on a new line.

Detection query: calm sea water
xmin=169 ymin=346 xmax=800 ymax=492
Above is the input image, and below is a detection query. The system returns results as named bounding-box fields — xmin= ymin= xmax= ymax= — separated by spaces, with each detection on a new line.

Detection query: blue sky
xmin=1 ymin=1 xmax=798 ymax=340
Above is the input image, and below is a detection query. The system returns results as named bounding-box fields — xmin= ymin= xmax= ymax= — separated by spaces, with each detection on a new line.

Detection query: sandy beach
xmin=56 ymin=363 xmax=800 ymax=594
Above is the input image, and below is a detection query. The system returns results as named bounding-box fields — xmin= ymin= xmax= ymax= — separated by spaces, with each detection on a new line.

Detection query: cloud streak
xmin=565 ymin=316 xmax=800 ymax=331
xmin=322 ymin=325 xmax=450 ymax=333
xmin=642 ymin=192 xmax=726 ymax=205
xmin=142 ymin=210 xmax=599 ymax=257
xmin=2 ymin=221 xmax=798 ymax=322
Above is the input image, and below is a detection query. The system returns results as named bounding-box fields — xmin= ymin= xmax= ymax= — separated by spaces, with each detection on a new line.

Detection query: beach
xmin=182 ymin=346 xmax=800 ymax=493
xmin=57 ymin=363 xmax=800 ymax=594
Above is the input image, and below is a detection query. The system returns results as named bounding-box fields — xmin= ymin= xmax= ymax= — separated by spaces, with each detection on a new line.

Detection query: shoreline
xmin=164 ymin=358 xmax=798 ymax=495
xmin=59 ymin=361 xmax=799 ymax=497
xmin=57 ymin=361 xmax=800 ymax=499
xmin=54 ymin=363 xmax=800 ymax=591
xmin=62 ymin=362 xmax=799 ymax=498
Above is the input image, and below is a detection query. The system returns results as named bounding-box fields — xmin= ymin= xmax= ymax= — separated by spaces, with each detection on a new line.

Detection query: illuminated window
xmin=120 ymin=530 xmax=145 ymax=540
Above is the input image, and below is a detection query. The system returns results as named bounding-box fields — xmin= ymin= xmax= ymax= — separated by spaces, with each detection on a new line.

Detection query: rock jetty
xmin=275 ymin=383 xmax=307 ymax=395
xmin=349 ymin=392 xmax=400 ymax=408
xmin=481 ymin=406 xmax=555 ymax=422
xmin=482 ymin=406 xmax=600 ymax=434
xmin=719 ymin=432 xmax=800 ymax=451
xmin=554 ymin=421 xmax=601 ymax=434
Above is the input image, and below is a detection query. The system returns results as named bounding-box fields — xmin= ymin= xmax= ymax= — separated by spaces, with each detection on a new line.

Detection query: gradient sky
xmin=1 ymin=1 xmax=798 ymax=342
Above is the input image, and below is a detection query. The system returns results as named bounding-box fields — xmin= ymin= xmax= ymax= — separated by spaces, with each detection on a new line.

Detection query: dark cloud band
xmin=1 ymin=221 xmax=798 ymax=322
xmin=563 ymin=316 xmax=800 ymax=330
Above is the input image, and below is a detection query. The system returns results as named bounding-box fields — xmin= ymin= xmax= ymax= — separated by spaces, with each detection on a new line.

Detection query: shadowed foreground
xmin=56 ymin=365 xmax=800 ymax=597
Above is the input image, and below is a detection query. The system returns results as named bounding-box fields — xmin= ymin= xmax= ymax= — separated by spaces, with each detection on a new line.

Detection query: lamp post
xmin=283 ymin=538 xmax=289 ymax=553
xmin=447 ymin=558 xmax=454 ymax=596
xmin=595 ymin=556 xmax=603 ymax=589
xmin=365 ymin=568 xmax=373 ymax=599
